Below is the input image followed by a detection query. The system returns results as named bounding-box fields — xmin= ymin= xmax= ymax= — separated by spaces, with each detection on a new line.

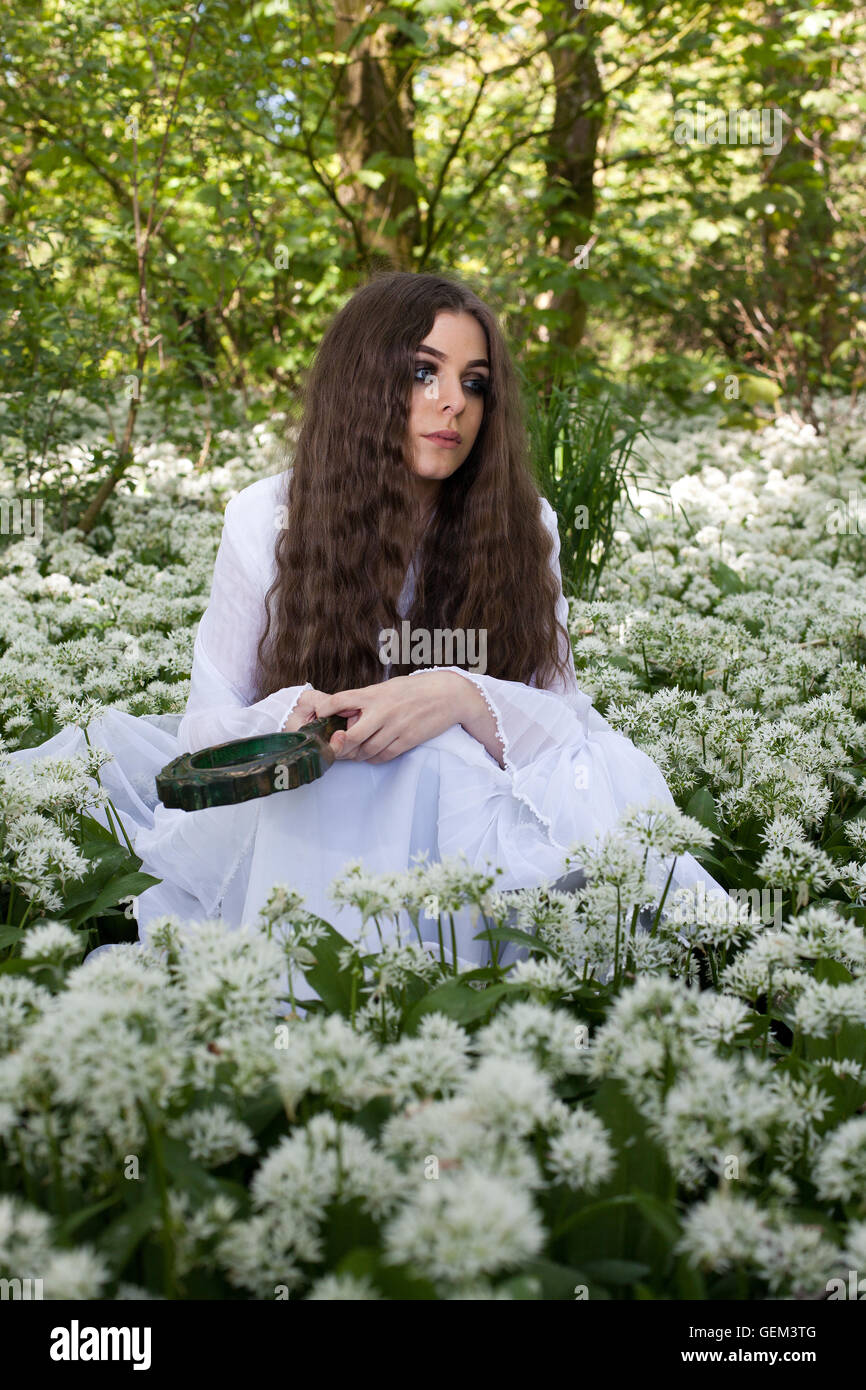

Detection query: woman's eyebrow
xmin=416 ymin=343 xmax=490 ymax=370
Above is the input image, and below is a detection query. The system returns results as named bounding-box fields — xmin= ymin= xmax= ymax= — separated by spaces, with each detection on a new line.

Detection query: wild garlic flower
xmin=382 ymin=1168 xmax=545 ymax=1287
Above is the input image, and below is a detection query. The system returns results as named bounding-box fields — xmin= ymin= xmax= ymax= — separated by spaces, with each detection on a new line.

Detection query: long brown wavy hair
xmin=254 ymin=269 xmax=572 ymax=699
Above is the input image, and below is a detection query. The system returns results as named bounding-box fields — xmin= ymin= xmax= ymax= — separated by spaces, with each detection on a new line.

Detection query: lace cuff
xmin=409 ymin=664 xmax=601 ymax=850
xmin=278 ymin=684 xmax=313 ymax=732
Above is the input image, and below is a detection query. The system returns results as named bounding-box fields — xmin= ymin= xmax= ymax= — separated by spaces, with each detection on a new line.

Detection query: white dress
xmin=9 ymin=472 xmax=728 ymax=993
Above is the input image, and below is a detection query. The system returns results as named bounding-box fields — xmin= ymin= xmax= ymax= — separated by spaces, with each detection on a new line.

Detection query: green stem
xmin=448 ymin=911 xmax=458 ymax=977
xmin=140 ymin=1100 xmax=176 ymax=1298
xmin=649 ymin=856 xmax=678 ymax=937
xmin=436 ymin=911 xmax=445 ymax=967
xmin=707 ymin=945 xmax=719 ymax=989
xmin=46 ymin=1110 xmax=66 ymax=1218
xmin=17 ymin=900 xmax=36 ymax=933
xmin=409 ymin=908 xmax=424 ymax=950
xmin=82 ymin=723 xmax=136 ymax=856
xmin=762 ymin=966 xmax=773 ymax=1061
xmin=103 ymin=793 xmax=136 ymax=857
xmin=15 ymin=1131 xmax=38 ymax=1205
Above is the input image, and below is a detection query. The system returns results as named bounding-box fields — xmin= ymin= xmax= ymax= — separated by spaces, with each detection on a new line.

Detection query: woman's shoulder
xmin=224 ymin=470 xmax=288 ymax=528
xmin=537 ymin=493 xmax=561 ymax=546
xmin=221 ymin=471 xmax=289 ymax=584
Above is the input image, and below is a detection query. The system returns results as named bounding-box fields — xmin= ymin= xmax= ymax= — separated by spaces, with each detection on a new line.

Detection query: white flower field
xmin=2 ymin=395 xmax=866 ymax=1300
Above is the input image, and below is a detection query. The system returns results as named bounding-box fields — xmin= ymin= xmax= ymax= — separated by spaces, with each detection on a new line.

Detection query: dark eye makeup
xmin=413 ymin=360 xmax=490 ymax=396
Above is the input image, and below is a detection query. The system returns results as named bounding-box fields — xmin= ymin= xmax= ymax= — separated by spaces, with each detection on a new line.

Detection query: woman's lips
xmin=423 ymin=433 xmax=461 ymax=449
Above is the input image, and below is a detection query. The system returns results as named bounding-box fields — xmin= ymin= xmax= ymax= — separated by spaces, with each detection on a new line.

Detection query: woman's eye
xmin=413 ymin=364 xmax=489 ymax=396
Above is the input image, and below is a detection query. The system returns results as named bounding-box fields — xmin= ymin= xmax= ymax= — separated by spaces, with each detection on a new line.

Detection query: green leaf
xmin=69 ymin=871 xmax=161 ymax=928
xmin=336 ymin=1246 xmax=439 ymax=1299
xmin=159 ymin=1135 xmax=246 ymax=1205
xmin=675 ymin=1252 xmax=706 ymax=1299
xmin=496 ymin=1272 xmax=543 ymax=1299
xmin=403 ymin=979 xmax=525 ymax=1033
xmin=61 ymin=846 xmax=136 ymax=909
xmin=709 ymin=560 xmax=745 ymax=596
xmin=813 ymin=957 xmax=854 ymax=985
xmin=581 ymin=1257 xmax=652 ymax=1284
xmin=79 ymin=813 xmax=124 ymax=848
xmin=559 ymin=1191 xmax=682 ymax=1250
xmin=472 ymin=924 xmax=556 ymax=955
xmin=97 ymin=1186 xmax=162 ymax=1273
xmin=57 ymin=1191 xmax=124 ymax=1243
xmin=298 ymin=917 xmax=355 ymax=1017
xmin=522 ymin=1256 xmax=604 ymax=1300
xmin=238 ymin=1083 xmax=285 ymax=1137
xmin=685 ymin=785 xmax=722 ymax=837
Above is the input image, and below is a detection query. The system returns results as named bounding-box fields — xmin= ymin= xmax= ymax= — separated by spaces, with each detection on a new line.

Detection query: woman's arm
xmin=452 ymin=676 xmax=506 ymax=767
xmin=177 ymin=483 xmax=312 ymax=754
xmin=318 ymin=498 xmax=584 ymax=772
xmin=408 ymin=496 xmax=587 ymax=762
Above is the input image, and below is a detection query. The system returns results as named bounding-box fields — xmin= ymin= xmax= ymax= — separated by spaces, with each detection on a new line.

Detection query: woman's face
xmin=407 ymin=310 xmax=490 ymax=499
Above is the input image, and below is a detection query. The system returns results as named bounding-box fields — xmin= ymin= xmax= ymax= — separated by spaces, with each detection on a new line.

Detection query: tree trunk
xmin=539 ymin=4 xmax=604 ymax=372
xmin=333 ymin=1 xmax=421 ymax=271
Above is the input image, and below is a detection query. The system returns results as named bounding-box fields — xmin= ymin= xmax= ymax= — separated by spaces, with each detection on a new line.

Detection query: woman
xmin=10 ymin=270 xmax=727 ymax=991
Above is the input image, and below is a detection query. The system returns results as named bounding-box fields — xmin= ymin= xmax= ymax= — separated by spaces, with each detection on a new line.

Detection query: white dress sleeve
xmin=406 ymin=496 xmax=611 ymax=844
xmin=409 ymin=497 xmax=728 ymax=903
xmin=176 ymin=485 xmax=311 ymax=754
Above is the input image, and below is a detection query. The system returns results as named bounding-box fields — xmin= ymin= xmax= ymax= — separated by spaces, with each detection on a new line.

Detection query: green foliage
xmin=523 ymin=372 xmax=649 ymax=599
xmin=2 ymin=0 xmax=864 ymax=521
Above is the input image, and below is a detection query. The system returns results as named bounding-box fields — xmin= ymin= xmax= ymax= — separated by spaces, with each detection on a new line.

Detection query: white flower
xmin=0 ymin=1193 xmax=55 ymax=1273
xmin=459 ymin=1056 xmax=559 ymax=1136
xmin=812 ymin=1117 xmax=866 ymax=1203
xmin=507 ymin=956 xmax=577 ymax=997
xmin=42 ymin=1247 xmax=109 ymax=1299
xmin=274 ymin=1012 xmax=385 ymax=1114
xmin=328 ymin=859 xmax=406 ymax=923
xmin=381 ymin=1013 xmax=472 ymax=1106
xmin=755 ymin=1220 xmax=841 ymax=1295
xmin=546 ymin=1108 xmax=616 ymax=1192
xmin=19 ymin=921 xmax=83 ymax=963
xmin=383 ymin=1168 xmax=545 ymax=1285
xmin=475 ymin=999 xmax=580 ymax=1079
xmin=839 ymin=1220 xmax=866 ymax=1273
xmin=676 ymin=1190 xmax=766 ymax=1271
xmin=617 ymin=798 xmax=714 ymax=858
xmin=218 ymin=1214 xmax=306 ymax=1298
xmin=169 ymin=1103 xmax=257 ymax=1167
xmin=793 ymin=979 xmax=866 ymax=1038
xmin=821 ymin=1057 xmax=864 ymax=1084
xmin=689 ymin=994 xmax=752 ymax=1046
xmin=0 ymin=976 xmax=48 ymax=1051
xmin=842 ymin=820 xmax=866 ymax=855
xmin=305 ymin=1272 xmax=382 ymax=1300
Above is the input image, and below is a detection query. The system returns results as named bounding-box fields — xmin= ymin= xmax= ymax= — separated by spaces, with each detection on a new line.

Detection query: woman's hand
xmin=313 ymin=672 xmax=470 ymax=764
xmin=281 ymin=687 xmax=340 ymax=733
